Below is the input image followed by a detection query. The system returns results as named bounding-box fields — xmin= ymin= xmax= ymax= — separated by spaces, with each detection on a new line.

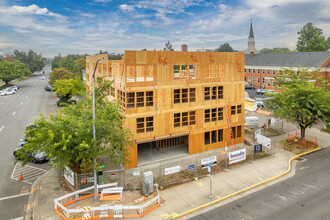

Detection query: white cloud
xmin=119 ymin=4 xmax=135 ymax=12
xmin=8 ymin=4 xmax=64 ymax=18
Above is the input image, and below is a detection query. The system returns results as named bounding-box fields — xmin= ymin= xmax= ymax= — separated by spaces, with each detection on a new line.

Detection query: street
xmin=0 ymin=67 xmax=57 ymax=219
xmin=191 ymin=147 xmax=330 ymax=220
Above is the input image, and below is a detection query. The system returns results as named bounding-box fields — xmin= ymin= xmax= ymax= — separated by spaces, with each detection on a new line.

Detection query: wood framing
xmin=86 ymin=51 xmax=245 ymax=169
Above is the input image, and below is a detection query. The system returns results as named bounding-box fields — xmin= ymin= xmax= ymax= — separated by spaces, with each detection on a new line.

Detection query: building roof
xmin=249 ymin=21 xmax=254 ymax=38
xmin=245 ymin=51 xmax=330 ymax=68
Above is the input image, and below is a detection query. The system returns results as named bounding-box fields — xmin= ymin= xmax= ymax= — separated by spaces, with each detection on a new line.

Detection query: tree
xmin=16 ymin=78 xmax=132 ymax=172
xmin=327 ymin=37 xmax=330 ymax=46
xmin=164 ymin=41 xmax=174 ymax=51
xmin=53 ymin=78 xmax=85 ymax=104
xmin=13 ymin=50 xmax=46 ymax=73
xmin=267 ymin=67 xmax=330 ymax=140
xmin=49 ymin=67 xmax=79 ymax=85
xmin=259 ymin=48 xmax=294 ymax=54
xmin=215 ymin=43 xmax=234 ymax=52
xmin=296 ymin=23 xmax=329 ymax=52
xmin=0 ymin=60 xmax=31 ymax=85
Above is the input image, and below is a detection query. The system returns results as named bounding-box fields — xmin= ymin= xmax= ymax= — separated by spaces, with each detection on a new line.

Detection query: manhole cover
xmin=295 ymin=157 xmax=306 ymax=162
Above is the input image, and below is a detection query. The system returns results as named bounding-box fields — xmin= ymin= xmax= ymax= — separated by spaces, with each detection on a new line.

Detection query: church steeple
xmin=245 ymin=20 xmax=258 ymax=54
xmin=249 ymin=21 xmax=254 ymax=38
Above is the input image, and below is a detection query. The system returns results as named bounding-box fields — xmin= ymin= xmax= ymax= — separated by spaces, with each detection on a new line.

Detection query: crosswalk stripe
xmin=11 ymin=162 xmax=47 ymax=184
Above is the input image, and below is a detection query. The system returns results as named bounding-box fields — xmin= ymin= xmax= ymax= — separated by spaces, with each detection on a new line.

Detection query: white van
xmin=244 ymin=116 xmax=259 ymax=128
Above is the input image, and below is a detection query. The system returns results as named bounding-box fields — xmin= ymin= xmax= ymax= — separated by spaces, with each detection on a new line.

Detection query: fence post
xmin=224 ymin=145 xmax=229 ymax=172
xmin=195 ymin=158 xmax=198 ymax=180
xmin=159 ymin=163 xmax=162 ymax=189
xmin=274 ymin=139 xmax=277 ymax=156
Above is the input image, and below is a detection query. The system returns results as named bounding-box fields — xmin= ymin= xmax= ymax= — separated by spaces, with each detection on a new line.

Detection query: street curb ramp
xmin=172 ymin=147 xmax=322 ymax=219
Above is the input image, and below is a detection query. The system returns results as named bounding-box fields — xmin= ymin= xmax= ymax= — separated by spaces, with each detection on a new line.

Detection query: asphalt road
xmin=245 ymin=88 xmax=265 ymax=100
xmin=0 ymin=66 xmax=57 ymax=219
xmin=191 ymin=147 xmax=330 ymax=220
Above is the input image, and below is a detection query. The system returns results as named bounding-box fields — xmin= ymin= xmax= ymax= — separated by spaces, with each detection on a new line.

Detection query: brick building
xmin=245 ymin=51 xmax=330 ymax=91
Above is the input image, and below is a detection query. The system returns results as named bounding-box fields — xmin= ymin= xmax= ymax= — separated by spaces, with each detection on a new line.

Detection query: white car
xmin=8 ymin=86 xmax=19 ymax=91
xmin=41 ymin=76 xmax=46 ymax=80
xmin=1 ymin=88 xmax=16 ymax=96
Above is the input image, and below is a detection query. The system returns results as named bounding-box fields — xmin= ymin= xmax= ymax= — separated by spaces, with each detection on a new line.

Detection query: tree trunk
xmin=300 ymin=126 xmax=306 ymax=140
xmin=5 ymin=80 xmax=9 ymax=85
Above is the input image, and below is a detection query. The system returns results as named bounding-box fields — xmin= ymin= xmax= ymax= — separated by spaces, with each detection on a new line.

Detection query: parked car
xmin=45 ymin=85 xmax=53 ymax=91
xmin=245 ymin=81 xmax=255 ymax=89
xmin=41 ymin=76 xmax=46 ymax=80
xmin=13 ymin=145 xmax=48 ymax=163
xmin=19 ymin=124 xmax=37 ymax=146
xmin=8 ymin=86 xmax=19 ymax=91
xmin=255 ymin=98 xmax=266 ymax=108
xmin=256 ymin=88 xmax=267 ymax=94
xmin=1 ymin=88 xmax=16 ymax=96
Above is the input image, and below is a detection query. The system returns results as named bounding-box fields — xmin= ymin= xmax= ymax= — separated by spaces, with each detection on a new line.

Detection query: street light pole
xmin=92 ymin=57 xmax=105 ymax=203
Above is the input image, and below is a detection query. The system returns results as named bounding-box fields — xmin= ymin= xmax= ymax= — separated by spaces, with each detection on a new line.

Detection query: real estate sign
xmin=229 ymin=149 xmax=246 ymax=164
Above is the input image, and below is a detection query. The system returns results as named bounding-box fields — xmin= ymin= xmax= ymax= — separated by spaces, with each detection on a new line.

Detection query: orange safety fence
xmin=287 ymin=131 xmax=317 ymax=147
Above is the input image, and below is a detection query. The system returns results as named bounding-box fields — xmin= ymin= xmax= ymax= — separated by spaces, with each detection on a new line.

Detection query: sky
xmin=0 ymin=0 xmax=329 ymax=58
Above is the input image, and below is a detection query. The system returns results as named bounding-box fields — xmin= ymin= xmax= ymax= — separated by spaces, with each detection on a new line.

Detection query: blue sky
xmin=0 ymin=0 xmax=329 ymax=57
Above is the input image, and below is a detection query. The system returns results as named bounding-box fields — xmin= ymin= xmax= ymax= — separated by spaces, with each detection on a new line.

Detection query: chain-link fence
xmin=68 ymin=142 xmax=276 ymax=191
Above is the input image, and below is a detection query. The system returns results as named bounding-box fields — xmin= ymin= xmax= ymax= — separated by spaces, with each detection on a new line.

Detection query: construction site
xmin=86 ymin=51 xmax=245 ymax=169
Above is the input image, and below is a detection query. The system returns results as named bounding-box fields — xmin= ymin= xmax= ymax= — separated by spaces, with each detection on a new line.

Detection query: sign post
xmin=208 ymin=163 xmax=213 ymax=199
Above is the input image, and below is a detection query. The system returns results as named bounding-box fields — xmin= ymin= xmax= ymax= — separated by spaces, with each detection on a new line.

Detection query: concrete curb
xmin=25 ymin=168 xmax=53 ymax=220
xmin=172 ymin=147 xmax=322 ymax=219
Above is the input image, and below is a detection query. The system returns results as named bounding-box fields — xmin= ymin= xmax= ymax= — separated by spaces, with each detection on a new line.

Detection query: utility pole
xmin=92 ymin=57 xmax=105 ymax=203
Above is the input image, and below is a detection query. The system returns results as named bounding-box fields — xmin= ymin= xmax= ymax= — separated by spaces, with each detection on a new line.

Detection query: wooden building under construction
xmin=86 ymin=51 xmax=245 ymax=169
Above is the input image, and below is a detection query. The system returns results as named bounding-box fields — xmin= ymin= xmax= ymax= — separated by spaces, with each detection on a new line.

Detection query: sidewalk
xmin=27 ymin=129 xmax=329 ymax=220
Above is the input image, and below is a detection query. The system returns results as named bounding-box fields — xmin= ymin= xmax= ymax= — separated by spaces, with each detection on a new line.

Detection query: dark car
xmin=45 ymin=85 xmax=53 ymax=91
xmin=245 ymin=82 xmax=255 ymax=89
xmin=13 ymin=145 xmax=48 ymax=163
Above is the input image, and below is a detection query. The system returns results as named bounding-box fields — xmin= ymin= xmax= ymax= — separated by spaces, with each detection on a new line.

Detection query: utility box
xmin=142 ymin=171 xmax=153 ymax=196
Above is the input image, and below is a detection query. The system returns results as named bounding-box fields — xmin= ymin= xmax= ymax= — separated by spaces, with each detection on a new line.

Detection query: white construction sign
xmin=165 ymin=165 xmax=181 ymax=175
xmin=201 ymin=156 xmax=217 ymax=168
xmin=229 ymin=149 xmax=246 ymax=164
xmin=64 ymin=166 xmax=74 ymax=186
xmin=256 ymin=133 xmax=271 ymax=149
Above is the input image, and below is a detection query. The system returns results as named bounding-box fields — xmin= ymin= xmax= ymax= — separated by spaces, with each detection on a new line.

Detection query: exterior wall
xmin=245 ymin=65 xmax=330 ymax=91
xmin=86 ymin=51 xmax=245 ymax=169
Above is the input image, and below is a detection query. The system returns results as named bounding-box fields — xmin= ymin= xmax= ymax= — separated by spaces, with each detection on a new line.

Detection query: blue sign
xmin=188 ymin=165 xmax=195 ymax=170
xmin=254 ymin=144 xmax=263 ymax=153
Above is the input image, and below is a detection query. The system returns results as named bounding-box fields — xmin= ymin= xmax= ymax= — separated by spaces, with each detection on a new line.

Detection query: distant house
xmin=0 ymin=56 xmax=15 ymax=62
xmin=245 ymin=51 xmax=330 ymax=91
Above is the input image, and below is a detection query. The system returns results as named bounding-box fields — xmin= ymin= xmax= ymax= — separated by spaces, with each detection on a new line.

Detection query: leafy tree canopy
xmin=13 ymin=50 xmax=46 ymax=73
xmin=17 ymin=78 xmax=132 ymax=172
xmin=164 ymin=41 xmax=174 ymax=51
xmin=296 ymin=22 xmax=329 ymax=52
xmin=215 ymin=43 xmax=234 ymax=52
xmin=49 ymin=67 xmax=79 ymax=86
xmin=266 ymin=67 xmax=330 ymax=140
xmin=260 ymin=48 xmax=294 ymax=54
xmin=53 ymin=78 xmax=85 ymax=103
xmin=0 ymin=60 xmax=31 ymax=85
xmin=51 ymin=54 xmax=87 ymax=79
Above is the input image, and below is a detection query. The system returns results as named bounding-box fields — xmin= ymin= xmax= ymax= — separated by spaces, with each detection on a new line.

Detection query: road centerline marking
xmin=12 ymin=111 xmax=16 ymax=116
xmin=0 ymin=125 xmax=4 ymax=132
xmin=20 ymin=102 xmax=23 ymax=105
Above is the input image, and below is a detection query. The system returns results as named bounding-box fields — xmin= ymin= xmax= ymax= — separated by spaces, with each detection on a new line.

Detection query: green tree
xmin=296 ymin=23 xmax=329 ymax=52
xmin=267 ymin=67 xmax=330 ymax=140
xmin=17 ymin=78 xmax=132 ymax=172
xmin=49 ymin=67 xmax=78 ymax=86
xmin=13 ymin=50 xmax=46 ymax=73
xmin=0 ymin=60 xmax=31 ymax=85
xmin=164 ymin=41 xmax=174 ymax=51
xmin=327 ymin=37 xmax=330 ymax=46
xmin=53 ymin=78 xmax=85 ymax=103
xmin=51 ymin=54 xmax=62 ymax=70
xmin=215 ymin=43 xmax=234 ymax=52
